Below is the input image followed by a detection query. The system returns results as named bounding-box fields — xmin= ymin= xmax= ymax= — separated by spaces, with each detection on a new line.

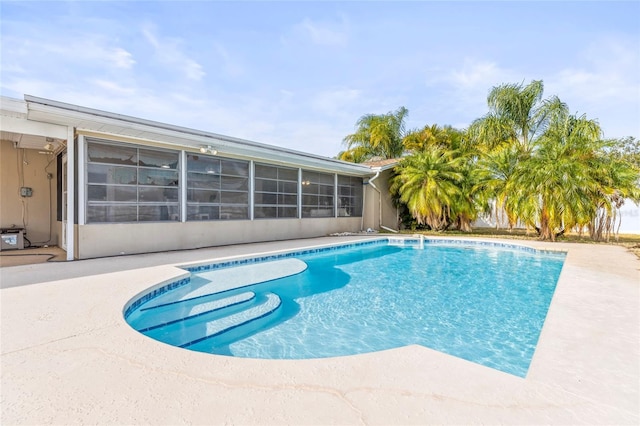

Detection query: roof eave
xmin=23 ymin=95 xmax=374 ymax=175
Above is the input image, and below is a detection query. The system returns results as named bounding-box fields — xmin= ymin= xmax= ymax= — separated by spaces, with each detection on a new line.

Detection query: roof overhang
xmin=0 ymin=97 xmax=68 ymax=151
xmin=20 ymin=95 xmax=374 ymax=176
xmin=363 ymin=158 xmax=401 ymax=172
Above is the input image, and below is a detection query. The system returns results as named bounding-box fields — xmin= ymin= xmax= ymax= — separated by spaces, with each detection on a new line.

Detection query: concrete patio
xmin=1 ymin=236 xmax=638 ymax=425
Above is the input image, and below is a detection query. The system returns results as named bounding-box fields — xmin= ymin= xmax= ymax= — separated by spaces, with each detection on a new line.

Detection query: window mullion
xmin=334 ymin=173 xmax=338 ymax=218
xmin=298 ymin=168 xmax=302 ymax=219
xmin=249 ymin=160 xmax=254 ymax=220
xmin=180 ymin=150 xmax=187 ymax=222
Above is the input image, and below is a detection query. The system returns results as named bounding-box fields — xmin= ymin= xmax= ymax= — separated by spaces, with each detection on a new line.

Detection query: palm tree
xmin=468 ymin=80 xmax=567 ymax=153
xmin=589 ymin=140 xmax=640 ymax=241
xmin=393 ymin=124 xmax=477 ymax=231
xmin=336 ymin=147 xmax=370 ymax=163
xmin=449 ymin=156 xmax=479 ymax=232
xmin=340 ymin=107 xmax=408 ymax=162
xmin=473 ymin=145 xmax=524 ymax=230
xmin=506 ymin=112 xmax=636 ymax=241
xmin=390 ymin=148 xmax=464 ymax=230
xmin=468 ymin=80 xmax=581 ymax=238
xmin=342 ymin=80 xmax=639 ymax=241
xmin=608 ymin=136 xmax=640 ymax=169
xmin=403 ymin=124 xmax=466 ymax=153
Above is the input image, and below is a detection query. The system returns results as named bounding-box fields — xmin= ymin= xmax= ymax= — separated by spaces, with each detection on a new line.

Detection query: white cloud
xmin=141 ymin=24 xmax=205 ymax=81
xmin=289 ymin=16 xmax=349 ymax=47
xmin=448 ymin=61 xmax=502 ymax=89
xmin=1 ymin=32 xmax=135 ymax=73
xmin=310 ymin=88 xmax=361 ymax=116
xmin=90 ymin=79 xmax=137 ymax=96
xmin=0 ymin=77 xmax=58 ymax=99
xmin=547 ymin=38 xmax=639 ymax=105
xmin=108 ymin=47 xmax=136 ymax=69
xmin=2 ymin=61 xmax=391 ymax=158
xmin=423 ymin=59 xmax=520 ymax=126
xmin=281 ymin=120 xmax=350 ymax=156
xmin=0 ymin=63 xmax=26 ymax=74
xmin=184 ymin=61 xmax=206 ymax=81
xmin=212 ymin=42 xmax=245 ymax=78
xmin=156 ymin=89 xmax=357 ymax=157
xmin=420 ymin=43 xmax=639 ymax=138
xmin=546 ymin=36 xmax=640 ymax=138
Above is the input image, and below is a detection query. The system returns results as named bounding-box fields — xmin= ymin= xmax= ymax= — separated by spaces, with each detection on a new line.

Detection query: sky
xmin=1 ymin=1 xmax=639 ymax=158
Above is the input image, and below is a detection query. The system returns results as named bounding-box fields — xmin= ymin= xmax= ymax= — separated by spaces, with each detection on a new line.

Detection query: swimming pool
xmin=125 ymin=238 xmax=566 ymax=377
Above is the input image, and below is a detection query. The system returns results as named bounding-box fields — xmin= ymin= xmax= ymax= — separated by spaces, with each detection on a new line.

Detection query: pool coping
xmin=1 ymin=236 xmax=638 ymax=424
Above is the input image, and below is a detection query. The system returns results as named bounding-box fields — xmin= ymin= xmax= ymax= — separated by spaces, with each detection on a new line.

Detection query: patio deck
xmin=1 ymin=236 xmax=638 ymax=425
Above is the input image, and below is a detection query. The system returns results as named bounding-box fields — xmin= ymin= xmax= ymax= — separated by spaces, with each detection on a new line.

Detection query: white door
xmin=61 ymin=153 xmax=67 ymax=250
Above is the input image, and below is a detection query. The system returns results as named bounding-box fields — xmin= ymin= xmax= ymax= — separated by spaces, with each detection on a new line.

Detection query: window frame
xmin=185 ymin=154 xmax=250 ymax=221
xmin=301 ymin=170 xmax=335 ymax=218
xmin=337 ymin=175 xmax=363 ymax=217
xmin=253 ymin=163 xmax=299 ymax=219
xmin=85 ymin=138 xmax=181 ymax=223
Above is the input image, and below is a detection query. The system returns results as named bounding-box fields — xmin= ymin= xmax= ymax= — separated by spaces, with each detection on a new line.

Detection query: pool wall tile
xmin=123 ymin=276 xmax=192 ymax=319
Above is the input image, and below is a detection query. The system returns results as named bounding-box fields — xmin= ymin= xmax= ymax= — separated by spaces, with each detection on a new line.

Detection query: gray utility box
xmin=0 ymin=228 xmax=25 ymax=251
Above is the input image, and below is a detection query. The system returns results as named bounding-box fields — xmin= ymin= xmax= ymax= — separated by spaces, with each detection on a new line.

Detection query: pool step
xmin=141 ymin=258 xmax=306 ymax=310
xmin=132 ymin=291 xmax=256 ymax=332
xmin=145 ymin=293 xmax=282 ymax=348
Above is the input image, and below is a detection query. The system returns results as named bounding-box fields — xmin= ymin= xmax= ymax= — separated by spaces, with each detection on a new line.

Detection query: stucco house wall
xmin=0 ymin=139 xmax=58 ymax=246
xmin=76 ymin=217 xmax=362 ymax=259
xmin=1 ymin=95 xmax=377 ymax=259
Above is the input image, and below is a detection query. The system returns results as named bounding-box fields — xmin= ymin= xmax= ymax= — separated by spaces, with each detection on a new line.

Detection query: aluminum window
xmin=254 ymin=163 xmax=298 ymax=219
xmin=337 ymin=175 xmax=363 ymax=217
xmin=85 ymin=139 xmax=365 ymax=224
xmin=86 ymin=139 xmax=180 ymax=223
xmin=186 ymin=154 xmax=249 ymax=220
xmin=301 ymin=170 xmax=335 ymax=218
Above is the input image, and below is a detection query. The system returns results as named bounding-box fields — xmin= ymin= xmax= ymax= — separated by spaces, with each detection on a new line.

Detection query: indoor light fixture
xmin=199 ymin=145 xmax=217 ymax=155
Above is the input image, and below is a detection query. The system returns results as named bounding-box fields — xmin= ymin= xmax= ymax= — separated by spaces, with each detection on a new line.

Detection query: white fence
xmin=618 ymin=201 xmax=640 ymax=234
xmin=472 ymin=199 xmax=640 ymax=235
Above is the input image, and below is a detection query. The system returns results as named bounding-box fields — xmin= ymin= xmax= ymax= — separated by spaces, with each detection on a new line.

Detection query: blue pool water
xmin=125 ymin=240 xmax=565 ymax=377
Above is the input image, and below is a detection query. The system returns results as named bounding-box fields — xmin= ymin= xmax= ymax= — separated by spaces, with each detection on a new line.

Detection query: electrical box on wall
xmin=20 ymin=187 xmax=33 ymax=197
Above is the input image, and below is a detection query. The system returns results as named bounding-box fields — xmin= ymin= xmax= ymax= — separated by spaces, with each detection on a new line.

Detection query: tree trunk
xmin=459 ymin=219 xmax=473 ymax=232
xmin=539 ymin=207 xmax=554 ymax=241
xmin=454 ymin=215 xmax=473 ymax=232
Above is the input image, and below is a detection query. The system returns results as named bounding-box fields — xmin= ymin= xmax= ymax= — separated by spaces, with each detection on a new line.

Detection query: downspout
xmin=368 ymin=169 xmax=398 ymax=233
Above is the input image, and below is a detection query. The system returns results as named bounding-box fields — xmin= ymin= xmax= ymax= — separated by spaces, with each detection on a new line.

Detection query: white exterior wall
xmin=77 ymin=217 xmax=362 ymax=259
xmin=362 ymin=184 xmax=377 ymax=231
xmin=363 ymin=169 xmax=399 ymax=232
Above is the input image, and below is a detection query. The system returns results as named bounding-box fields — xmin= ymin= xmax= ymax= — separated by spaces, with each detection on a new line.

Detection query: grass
xmin=395 ymin=228 xmax=640 ymax=259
